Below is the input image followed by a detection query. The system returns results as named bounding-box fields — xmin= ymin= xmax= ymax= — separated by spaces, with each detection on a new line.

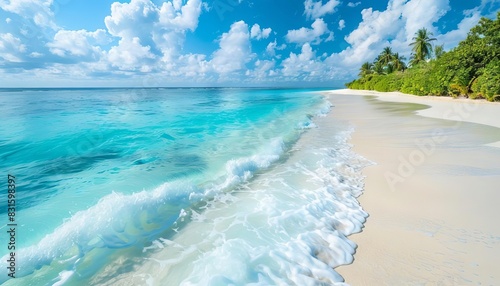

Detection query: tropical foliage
xmin=346 ymin=12 xmax=500 ymax=101
xmin=409 ymin=28 xmax=436 ymax=66
xmin=359 ymin=62 xmax=373 ymax=77
xmin=434 ymin=45 xmax=444 ymax=59
xmin=358 ymin=46 xmax=407 ymax=77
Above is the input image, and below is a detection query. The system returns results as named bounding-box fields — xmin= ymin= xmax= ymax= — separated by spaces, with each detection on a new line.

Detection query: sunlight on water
xmin=0 ymin=88 xmax=369 ymax=285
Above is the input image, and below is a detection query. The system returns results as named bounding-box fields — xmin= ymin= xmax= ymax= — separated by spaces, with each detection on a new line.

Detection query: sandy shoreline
xmin=331 ymin=89 xmax=500 ymax=130
xmin=325 ymin=89 xmax=500 ymax=285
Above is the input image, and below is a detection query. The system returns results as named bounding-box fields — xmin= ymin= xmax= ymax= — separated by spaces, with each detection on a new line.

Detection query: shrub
xmin=472 ymin=60 xmax=500 ymax=101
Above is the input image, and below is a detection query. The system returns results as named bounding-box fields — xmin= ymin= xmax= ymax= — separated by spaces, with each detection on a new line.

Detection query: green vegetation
xmin=434 ymin=45 xmax=444 ymax=59
xmin=346 ymin=12 xmax=500 ymax=102
xmin=409 ymin=28 xmax=436 ymax=66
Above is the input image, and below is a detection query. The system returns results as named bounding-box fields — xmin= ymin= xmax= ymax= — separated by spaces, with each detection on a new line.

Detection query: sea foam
xmin=89 ymin=129 xmax=371 ymax=286
xmin=0 ymin=137 xmax=288 ymax=284
xmin=0 ymin=90 xmax=371 ymax=285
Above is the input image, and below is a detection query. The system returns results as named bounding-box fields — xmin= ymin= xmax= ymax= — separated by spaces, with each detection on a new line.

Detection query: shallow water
xmin=0 ymin=88 xmax=369 ymax=285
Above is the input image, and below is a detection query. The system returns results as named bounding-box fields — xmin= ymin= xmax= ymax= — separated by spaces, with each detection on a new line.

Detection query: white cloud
xmin=29 ymin=52 xmax=43 ymax=58
xmin=281 ymin=43 xmax=323 ymax=77
xmin=104 ymin=0 xmax=203 ymax=63
xmin=335 ymin=0 xmax=407 ymax=67
xmin=266 ymin=40 xmax=286 ymax=57
xmin=250 ymin=24 xmax=272 ymax=40
xmin=0 ymin=0 xmax=492 ymax=85
xmin=401 ymin=0 xmax=450 ymax=42
xmin=47 ymin=29 xmax=109 ymax=58
xmin=325 ymin=32 xmax=334 ymax=42
xmin=176 ymin=53 xmax=209 ymax=77
xmin=0 ymin=0 xmax=207 ymax=78
xmin=286 ymin=18 xmax=332 ymax=45
xmin=107 ymin=37 xmax=156 ymax=71
xmin=158 ymin=0 xmax=203 ymax=31
xmin=247 ymin=59 xmax=276 ymax=79
xmin=104 ymin=0 xmax=202 ymax=38
xmin=105 ymin=0 xmax=158 ymax=39
xmin=0 ymin=33 xmax=27 ymax=62
xmin=437 ymin=8 xmax=482 ymax=50
xmin=338 ymin=19 xmax=345 ymax=30
xmin=210 ymin=21 xmax=252 ymax=74
xmin=304 ymin=0 xmax=341 ymax=19
xmin=0 ymin=0 xmax=57 ymax=28
xmin=325 ymin=0 xmax=455 ymax=75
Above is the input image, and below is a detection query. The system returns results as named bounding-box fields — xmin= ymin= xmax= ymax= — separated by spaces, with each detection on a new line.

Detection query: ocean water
xmin=0 ymin=88 xmax=369 ymax=285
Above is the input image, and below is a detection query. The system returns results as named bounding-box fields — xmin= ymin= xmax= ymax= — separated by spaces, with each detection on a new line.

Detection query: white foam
xmin=0 ymin=137 xmax=288 ymax=284
xmin=317 ymin=100 xmax=333 ymax=117
xmin=52 ymin=270 xmax=74 ymax=286
xmin=99 ymin=128 xmax=371 ymax=286
xmin=180 ymin=131 xmax=368 ymax=284
xmin=1 ymin=96 xmax=370 ymax=285
xmin=298 ymin=120 xmax=318 ymax=129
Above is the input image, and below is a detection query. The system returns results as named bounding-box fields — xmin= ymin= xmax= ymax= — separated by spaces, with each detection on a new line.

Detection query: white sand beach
xmin=326 ymin=89 xmax=500 ymax=285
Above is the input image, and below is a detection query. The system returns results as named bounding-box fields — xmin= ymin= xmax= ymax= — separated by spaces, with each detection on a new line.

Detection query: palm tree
xmin=378 ymin=47 xmax=394 ymax=66
xmin=372 ymin=61 xmax=385 ymax=75
xmin=359 ymin=62 xmax=373 ymax=77
xmin=385 ymin=63 xmax=395 ymax=74
xmin=434 ymin=44 xmax=444 ymax=59
xmin=409 ymin=28 xmax=437 ymax=65
xmin=409 ymin=54 xmax=419 ymax=67
xmin=392 ymin=53 xmax=407 ymax=71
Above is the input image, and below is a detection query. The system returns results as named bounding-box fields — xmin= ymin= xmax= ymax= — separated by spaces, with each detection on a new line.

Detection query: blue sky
xmin=0 ymin=0 xmax=499 ymax=87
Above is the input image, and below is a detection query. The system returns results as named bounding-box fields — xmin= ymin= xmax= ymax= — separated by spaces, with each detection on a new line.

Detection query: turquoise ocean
xmin=0 ymin=88 xmax=369 ymax=285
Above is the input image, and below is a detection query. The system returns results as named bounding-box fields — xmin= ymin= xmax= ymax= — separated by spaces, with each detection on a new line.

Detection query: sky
xmin=0 ymin=0 xmax=499 ymax=87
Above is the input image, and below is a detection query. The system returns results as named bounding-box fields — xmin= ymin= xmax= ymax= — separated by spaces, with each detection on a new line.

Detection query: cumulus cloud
xmin=286 ymin=18 xmax=333 ymax=45
xmin=0 ymin=0 xmax=492 ymax=85
xmin=210 ymin=21 xmax=252 ymax=74
xmin=324 ymin=0 xmax=454 ymax=74
xmin=158 ymin=0 xmax=202 ymax=30
xmin=176 ymin=53 xmax=209 ymax=77
xmin=47 ymin=29 xmax=109 ymax=59
xmin=332 ymin=0 xmax=403 ymax=67
xmin=0 ymin=0 xmax=205 ymax=76
xmin=29 ymin=52 xmax=43 ymax=58
xmin=278 ymin=42 xmax=348 ymax=82
xmin=105 ymin=0 xmax=202 ymax=38
xmin=266 ymin=40 xmax=287 ymax=57
xmin=437 ymin=8 xmax=482 ymax=50
xmin=401 ymin=0 xmax=450 ymax=41
xmin=105 ymin=0 xmax=158 ymax=39
xmin=281 ymin=43 xmax=323 ymax=77
xmin=338 ymin=19 xmax=345 ymax=30
xmin=0 ymin=33 xmax=27 ymax=62
xmin=0 ymin=0 xmax=57 ymax=28
xmin=250 ymin=24 xmax=272 ymax=40
xmin=107 ymin=37 xmax=156 ymax=72
xmin=104 ymin=0 xmax=202 ymax=70
xmin=304 ymin=0 xmax=341 ymax=19
xmin=247 ymin=59 xmax=276 ymax=79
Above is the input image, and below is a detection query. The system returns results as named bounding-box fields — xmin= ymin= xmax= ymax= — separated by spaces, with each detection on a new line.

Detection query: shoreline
xmin=328 ymin=89 xmax=500 ymax=129
xmin=324 ymin=89 xmax=500 ymax=285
